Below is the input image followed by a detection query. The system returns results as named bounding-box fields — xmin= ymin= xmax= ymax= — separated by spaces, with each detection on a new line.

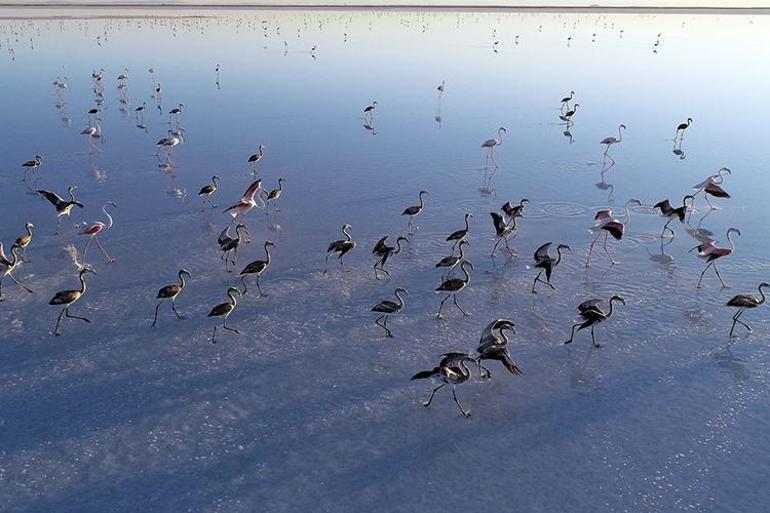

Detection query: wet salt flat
xmin=1 ymin=7 xmax=770 ymax=513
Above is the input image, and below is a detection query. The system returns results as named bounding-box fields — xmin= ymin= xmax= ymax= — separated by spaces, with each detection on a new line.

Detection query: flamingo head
xmin=465 ymin=212 xmax=473 ymax=220
xmin=396 ymin=236 xmax=410 ymax=244
xmin=727 ymin=227 xmax=742 ymax=238
xmin=179 ymin=269 xmax=191 ymax=278
xmin=395 ymin=287 xmax=409 ymax=296
xmin=610 ymin=295 xmax=626 ymax=306
xmin=627 ymin=198 xmax=642 ymax=207
xmin=459 ymin=240 xmax=470 ymax=249
xmin=619 ymin=124 xmax=627 ymax=130
xmin=460 ymin=260 xmax=474 ymax=272
xmin=25 ymin=222 xmax=34 ymax=229
xmin=107 ymin=201 xmax=118 ymax=208
xmin=760 ymin=282 xmax=770 ymax=289
xmin=419 ymin=190 xmax=429 ymax=196
xmin=683 ymin=195 xmax=696 ymax=207
xmin=227 ymin=286 xmax=242 ymax=297
xmin=265 ymin=240 xmax=276 ymax=248
xmin=235 ymin=224 xmax=249 ymax=235
xmin=494 ymin=319 xmax=516 ymax=333
xmin=557 ymin=244 xmax=572 ymax=252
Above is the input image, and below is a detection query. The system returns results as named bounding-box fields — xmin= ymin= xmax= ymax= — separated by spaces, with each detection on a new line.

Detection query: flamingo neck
xmin=463 ymin=216 xmax=470 ymax=231
xmin=618 ymin=126 xmax=624 ymax=142
xmin=461 ymin=263 xmax=472 ymax=283
xmin=394 ymin=290 xmax=406 ymax=307
xmin=79 ymin=273 xmax=88 ymax=294
xmin=458 ymin=243 xmax=466 ymax=260
xmin=726 ymin=230 xmax=737 ymax=252
xmin=758 ymin=285 xmax=767 ymax=305
xmin=607 ymin=298 xmax=619 ymax=318
xmin=264 ymin=243 xmax=272 ymax=264
xmin=418 ymin=193 xmax=425 ymax=209
xmin=178 ymin=272 xmax=187 ymax=289
xmin=228 ymin=290 xmax=238 ymax=307
xmin=497 ymin=129 xmax=505 ymax=145
xmin=497 ymin=328 xmax=510 ymax=345
xmin=25 ymin=225 xmax=33 ymax=238
xmin=555 ymin=247 xmax=565 ymax=266
xmin=394 ymin=239 xmax=405 ymax=254
xmin=213 ymin=177 xmax=220 ymax=188
xmin=103 ymin=205 xmax=114 ymax=229
xmin=343 ymin=227 xmax=352 ymax=241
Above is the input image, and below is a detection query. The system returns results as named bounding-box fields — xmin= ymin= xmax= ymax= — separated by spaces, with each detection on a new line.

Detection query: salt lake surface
xmin=1 ymin=6 xmax=770 ymax=513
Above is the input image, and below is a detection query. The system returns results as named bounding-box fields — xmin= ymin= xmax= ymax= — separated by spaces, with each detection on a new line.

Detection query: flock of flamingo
xmin=2 ymin=65 xmax=764 ymax=418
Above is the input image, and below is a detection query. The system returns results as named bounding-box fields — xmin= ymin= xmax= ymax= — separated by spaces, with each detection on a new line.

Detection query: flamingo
xmin=726 ymin=282 xmax=768 ymax=337
xmin=37 ymin=186 xmax=84 ymax=233
xmin=240 ymin=240 xmax=276 ymax=295
xmin=600 ymin=124 xmax=626 ymax=164
xmin=152 ymin=269 xmax=191 ymax=327
xmin=81 ymin=201 xmax=118 ymax=262
xmin=675 ymin=117 xmax=692 ymax=140
xmin=481 ymin=127 xmax=506 ymax=163
xmin=565 ymin=295 xmax=625 ymax=347
xmin=0 ymin=244 xmax=33 ymax=300
xmin=692 ymin=167 xmax=731 ymax=211
xmin=531 ymin=242 xmax=570 ymax=293
xmin=585 ymin=199 xmax=641 ymax=267
xmin=690 ymin=227 xmax=741 ymax=288
xmin=653 ymin=195 xmax=695 ymax=238
xmin=224 ymin=180 xmax=264 ymax=221
xmin=370 ymin=288 xmax=408 ymax=337
xmin=475 ymin=319 xmax=522 ymax=379
xmin=436 ymin=260 xmax=473 ymax=318
xmin=412 ymin=352 xmax=476 ymax=418
xmin=208 ymin=287 xmax=241 ymax=343
xmin=49 ymin=267 xmax=96 ymax=336
xmin=435 ymin=240 xmax=469 ymax=279
xmin=402 ymin=190 xmax=429 ymax=230
xmin=373 ymin=235 xmax=408 ymax=279
xmin=560 ymin=90 xmax=575 ymax=112
xmin=446 ymin=213 xmax=472 ymax=249
xmin=559 ymin=104 xmax=579 ymax=124
xmin=501 ymin=198 xmax=529 ymax=220
xmin=324 ymin=224 xmax=356 ymax=273
xmin=490 ymin=212 xmax=517 ymax=257
xmin=248 ymin=144 xmax=265 ymax=172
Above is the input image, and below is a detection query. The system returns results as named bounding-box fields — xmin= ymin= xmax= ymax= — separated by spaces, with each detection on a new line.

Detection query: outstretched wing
xmin=37 ymin=189 xmax=64 ymax=207
xmin=242 ymin=180 xmax=262 ymax=199
xmin=534 ymin=242 xmax=552 ymax=263
xmin=704 ymin=182 xmax=730 ymax=198
xmin=372 ymin=235 xmax=389 ymax=255
xmin=217 ymin=226 xmax=232 ymax=246
xmin=578 ymin=298 xmax=603 ymax=313
xmin=653 ymin=199 xmax=672 ymax=212
xmin=490 ymin=212 xmax=507 ymax=236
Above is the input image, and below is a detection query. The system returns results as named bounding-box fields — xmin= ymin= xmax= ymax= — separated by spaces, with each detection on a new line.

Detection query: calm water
xmin=1 ymin=7 xmax=770 ymax=513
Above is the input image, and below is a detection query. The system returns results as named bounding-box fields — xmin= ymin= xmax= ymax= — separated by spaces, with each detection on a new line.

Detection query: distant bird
xmin=219 ymin=223 xmax=249 ymax=272
xmin=240 ymin=240 xmax=275 ymax=295
xmin=37 ymin=186 xmax=84 ymax=233
xmin=373 ymin=235 xmax=408 ymax=279
xmin=436 ymin=260 xmax=473 ymax=318
xmin=370 ymin=287 xmax=408 ymax=337
xmin=501 ymin=198 xmax=529 ymax=220
xmin=81 ymin=201 xmax=118 ymax=263
xmin=14 ymin=222 xmax=34 ymax=260
xmin=198 ymin=175 xmax=221 ymax=208
xmin=207 ymin=287 xmax=241 ymax=343
xmin=585 ymin=199 xmax=641 ymax=267
xmin=363 ymin=101 xmax=377 ymax=119
xmin=475 ymin=319 xmax=522 ymax=379
xmin=264 ymin=177 xmax=285 ymax=211
xmin=565 ymin=295 xmax=625 ymax=347
xmin=0 ymin=243 xmax=32 ymax=300
xmin=248 ymin=144 xmax=265 ymax=172
xmin=446 ymin=212 xmax=472 ymax=249
xmin=168 ymin=103 xmax=184 ymax=121
xmin=152 ymin=269 xmax=191 ymax=327
xmin=654 ymin=195 xmax=695 ymax=238
xmin=411 ymin=352 xmax=476 ymax=418
xmin=21 ymin=155 xmax=42 ymax=180
xmin=224 ymin=180 xmax=264 ymax=220
xmin=675 ymin=117 xmax=692 ymax=139
xmin=437 ymin=80 xmax=445 ymax=95
xmin=726 ymin=282 xmax=768 ymax=337
xmin=600 ymin=124 xmax=626 ymax=164
xmin=435 ymin=239 xmax=469 ymax=278
xmin=690 ymin=227 xmax=740 ymax=288
xmin=481 ymin=127 xmax=506 ymax=162
xmin=402 ymin=190 xmax=429 ymax=229
xmin=560 ymin=90 xmax=575 ymax=111
xmin=325 ymin=224 xmax=356 ymax=273
xmin=531 ymin=242 xmax=570 ymax=293
xmin=134 ymin=101 xmax=147 ymax=116
xmin=49 ymin=267 xmax=96 ymax=336
xmin=490 ymin=212 xmax=517 ymax=257
xmin=559 ymin=104 xmax=579 ymax=123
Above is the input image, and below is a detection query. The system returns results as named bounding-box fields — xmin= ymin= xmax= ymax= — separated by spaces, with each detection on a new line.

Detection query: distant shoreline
xmin=1 ymin=4 xmax=770 ymax=15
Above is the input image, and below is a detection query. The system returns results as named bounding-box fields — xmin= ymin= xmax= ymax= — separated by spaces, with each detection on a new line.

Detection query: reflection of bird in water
xmin=437 ymin=80 xmax=445 ymax=96
xmin=653 ymin=195 xmax=694 ymax=238
xmin=446 ymin=212 xmax=472 ymax=249
xmin=479 ymin=166 xmax=496 ymax=196
xmin=692 ymin=167 xmax=731 ymax=211
xmin=49 ymin=267 xmax=95 ymax=336
xmin=475 ymin=319 xmax=522 ymax=379
xmin=531 ymin=242 xmax=570 ymax=293
xmin=490 ymin=212 xmax=517 ymax=257
xmin=402 ymin=190 xmax=428 ymax=231
xmin=595 ymin=166 xmax=615 ymax=202
xmin=690 ymin=227 xmax=740 ymax=288
xmin=324 ymin=224 xmax=356 ymax=273
xmin=436 ymin=260 xmax=473 ymax=318
xmin=726 ymin=282 xmax=768 ymax=337
xmin=712 ymin=345 xmax=750 ymax=382
xmin=675 ymin=117 xmax=692 ymax=140
xmin=411 ymin=352 xmax=476 ymax=418
xmin=240 ymin=240 xmax=275 ymax=295
xmin=208 ymin=287 xmax=241 ymax=343
xmin=600 ymin=123 xmax=625 ymax=164
xmin=560 ymin=90 xmax=575 ymax=112
xmin=373 ymin=235 xmax=408 ymax=279
xmin=565 ymin=295 xmax=625 ymax=347
xmin=363 ymin=121 xmax=377 ymax=135
xmin=0 ymin=244 xmax=33 ymax=300
xmin=585 ymin=199 xmax=641 ymax=267
xmin=482 ymin=126 xmax=506 ymax=164
xmin=37 ymin=186 xmax=84 ymax=233
xmin=80 ymin=201 xmax=118 ymax=263
xmin=370 ymin=287 xmax=408 ymax=337
xmin=563 ymin=128 xmax=574 ymax=144
xmin=152 ymin=269 xmax=190 ymax=327
xmin=559 ymin=104 xmax=579 ymax=125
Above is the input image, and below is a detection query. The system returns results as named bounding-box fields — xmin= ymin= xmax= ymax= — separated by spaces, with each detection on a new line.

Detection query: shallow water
xmin=1 ymin=7 xmax=770 ymax=513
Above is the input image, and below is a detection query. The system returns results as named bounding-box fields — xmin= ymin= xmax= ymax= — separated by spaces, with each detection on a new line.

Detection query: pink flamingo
xmin=600 ymin=124 xmax=626 ymax=164
xmin=224 ymin=180 xmax=265 ymax=221
xmin=81 ymin=201 xmax=118 ymax=262
xmin=585 ymin=199 xmax=641 ymax=267
xmin=691 ymin=167 xmax=731 ymax=211
xmin=690 ymin=227 xmax=740 ymax=288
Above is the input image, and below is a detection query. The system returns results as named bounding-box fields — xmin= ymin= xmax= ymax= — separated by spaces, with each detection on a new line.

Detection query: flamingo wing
xmin=372 ymin=235 xmax=389 ymax=255
xmin=534 ymin=242 xmax=552 ymax=263
xmin=242 ymin=180 xmax=261 ymax=199
xmin=653 ymin=199 xmax=673 ymax=213
xmin=37 ymin=189 xmax=64 ymax=207
xmin=704 ymin=182 xmax=730 ymax=198
xmin=81 ymin=222 xmax=104 ymax=235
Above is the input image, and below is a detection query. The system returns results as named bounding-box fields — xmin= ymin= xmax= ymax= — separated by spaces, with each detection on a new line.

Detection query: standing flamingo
xmin=402 ymin=190 xmax=429 ymax=230
xmin=600 ymin=124 xmax=626 ymax=164
xmin=690 ymin=227 xmax=741 ymax=288
xmin=481 ymin=127 xmax=506 ymax=163
xmin=585 ymin=199 xmax=641 ymax=267
xmin=675 ymin=117 xmax=692 ymax=140
xmin=81 ymin=201 xmax=118 ymax=262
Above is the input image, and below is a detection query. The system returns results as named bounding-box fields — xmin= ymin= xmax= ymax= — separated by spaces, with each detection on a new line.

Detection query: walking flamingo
xmin=600 ymin=124 xmax=626 ymax=164
xmin=585 ymin=199 xmax=641 ymax=267
xmin=81 ymin=201 xmax=118 ymax=263
xmin=690 ymin=227 xmax=741 ymax=288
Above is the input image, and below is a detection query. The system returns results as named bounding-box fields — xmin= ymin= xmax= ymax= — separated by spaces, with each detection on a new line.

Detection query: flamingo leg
xmin=735 ymin=310 xmax=752 ymax=332
xmin=661 ymin=218 xmax=675 ymax=238
xmin=437 ymin=294 xmax=450 ymax=318
xmin=591 ymin=326 xmax=601 ymax=348
xmin=532 ymin=272 xmax=542 ymax=293
xmin=491 ymin=237 xmax=503 ymax=257
xmin=423 ymin=383 xmax=445 ymax=407
xmin=171 ymin=298 xmax=184 ymax=319
xmin=565 ymin=323 xmax=582 ymax=345
xmin=210 ymin=324 xmax=218 ymax=343
xmin=8 ymin=273 xmax=32 ymax=293
xmin=585 ymin=232 xmax=601 ymax=267
xmin=323 ymin=254 xmax=330 ymax=274
xmin=256 ymin=276 xmax=266 ymax=297
xmin=713 ymin=263 xmax=728 ymax=288
xmin=222 ymin=315 xmax=240 ymax=335
xmin=83 ymin=234 xmax=94 ymax=258
xmin=697 ymin=261 xmax=714 ymax=288
xmin=0 ymin=275 xmax=4 ymax=301
xmin=453 ymin=294 xmax=469 ymax=316
xmin=603 ymin=232 xmax=616 ymax=265
xmin=240 ymin=276 xmax=249 ymax=294
xmin=94 ymin=236 xmax=114 ymax=263
xmin=452 ymin=386 xmax=471 ymax=418
xmin=65 ymin=307 xmax=91 ymax=323
xmin=152 ymin=300 xmax=163 ymax=327
xmin=505 ymin=238 xmax=517 ymax=257
xmin=53 ymin=306 xmax=67 ymax=336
